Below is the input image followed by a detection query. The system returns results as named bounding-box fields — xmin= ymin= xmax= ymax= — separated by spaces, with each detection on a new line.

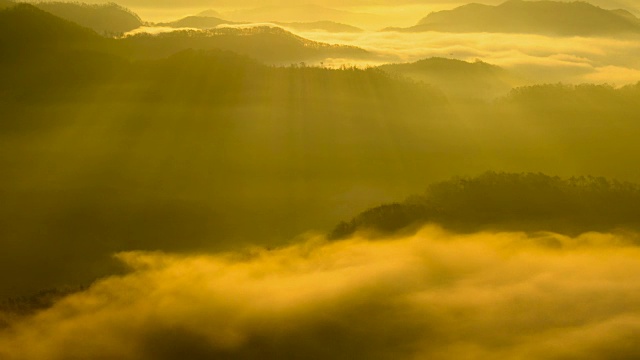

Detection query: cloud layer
xmin=296 ymin=30 xmax=640 ymax=85
xmin=2 ymin=226 xmax=640 ymax=359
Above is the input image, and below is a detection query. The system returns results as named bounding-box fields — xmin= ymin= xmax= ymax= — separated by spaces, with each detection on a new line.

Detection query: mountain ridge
xmin=158 ymin=15 xmax=363 ymax=33
xmin=389 ymin=0 xmax=640 ymax=36
xmin=33 ymin=2 xmax=142 ymax=35
xmin=378 ymin=57 xmax=526 ymax=99
xmin=0 ymin=4 xmax=370 ymax=65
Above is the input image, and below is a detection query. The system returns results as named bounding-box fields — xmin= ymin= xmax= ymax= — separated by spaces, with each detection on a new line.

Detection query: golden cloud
xmin=2 ymin=226 xmax=640 ymax=359
xmin=294 ymin=30 xmax=640 ymax=85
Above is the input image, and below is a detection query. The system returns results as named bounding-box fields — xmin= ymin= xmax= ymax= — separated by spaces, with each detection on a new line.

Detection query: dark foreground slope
xmin=395 ymin=0 xmax=640 ymax=36
xmin=0 ymin=5 xmax=445 ymax=296
xmin=0 ymin=4 xmax=370 ymax=65
xmin=0 ymin=4 xmax=102 ymax=46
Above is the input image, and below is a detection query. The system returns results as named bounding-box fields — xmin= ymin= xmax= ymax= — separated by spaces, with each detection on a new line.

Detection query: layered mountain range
xmin=390 ymin=0 xmax=640 ymax=36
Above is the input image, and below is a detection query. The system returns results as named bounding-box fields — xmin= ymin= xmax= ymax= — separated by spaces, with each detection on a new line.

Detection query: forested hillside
xmin=331 ymin=172 xmax=640 ymax=238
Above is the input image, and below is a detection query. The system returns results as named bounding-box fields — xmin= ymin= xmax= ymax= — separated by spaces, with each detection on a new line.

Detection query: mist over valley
xmin=2 ymin=1 xmax=640 ymax=358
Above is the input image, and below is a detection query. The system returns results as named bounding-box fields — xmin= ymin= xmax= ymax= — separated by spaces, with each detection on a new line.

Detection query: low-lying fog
xmin=3 ymin=226 xmax=640 ymax=359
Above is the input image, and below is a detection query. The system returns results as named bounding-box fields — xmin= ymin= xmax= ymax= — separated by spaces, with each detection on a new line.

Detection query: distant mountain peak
xmin=197 ymin=9 xmax=222 ymax=18
xmin=405 ymin=0 xmax=640 ymax=36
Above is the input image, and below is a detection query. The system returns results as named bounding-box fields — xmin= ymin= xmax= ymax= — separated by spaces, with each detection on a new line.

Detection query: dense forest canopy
xmin=331 ymin=172 xmax=640 ymax=238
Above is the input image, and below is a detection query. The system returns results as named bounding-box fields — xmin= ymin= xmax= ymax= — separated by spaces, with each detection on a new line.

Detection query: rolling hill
xmin=33 ymin=2 xmax=142 ymax=35
xmin=331 ymin=172 xmax=640 ymax=238
xmin=0 ymin=4 xmax=370 ymax=65
xmin=4 ymin=1 xmax=640 ymax=301
xmin=0 ymin=4 xmax=103 ymax=51
xmin=378 ymin=57 xmax=526 ymax=99
xmin=157 ymin=15 xmax=232 ymax=29
xmin=159 ymin=16 xmax=362 ymax=33
xmin=119 ymin=26 xmax=370 ymax=64
xmin=393 ymin=0 xmax=640 ymax=36
xmin=0 ymin=4 xmax=444 ymax=295
xmin=276 ymin=21 xmax=363 ymax=33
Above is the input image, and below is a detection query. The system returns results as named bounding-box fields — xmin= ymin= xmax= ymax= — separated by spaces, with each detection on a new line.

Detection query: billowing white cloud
xmin=2 ymin=226 xmax=640 ymax=359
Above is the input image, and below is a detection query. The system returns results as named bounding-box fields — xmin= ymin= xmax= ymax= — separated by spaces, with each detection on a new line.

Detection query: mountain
xmin=34 ymin=2 xmax=142 ymax=35
xmin=0 ymin=4 xmax=370 ymax=65
xmin=0 ymin=5 xmax=126 ymax=102
xmin=157 ymin=15 xmax=233 ymax=29
xmin=572 ymin=0 xmax=639 ymax=14
xmin=0 ymin=4 xmax=102 ymax=51
xmin=5 ymin=0 xmax=640 ymax=301
xmin=378 ymin=57 xmax=526 ymax=99
xmin=0 ymin=46 xmax=445 ymax=295
xmin=330 ymin=172 xmax=640 ymax=239
xmin=394 ymin=0 xmax=640 ymax=36
xmin=0 ymin=5 xmax=440 ymax=296
xmin=119 ymin=26 xmax=371 ymax=64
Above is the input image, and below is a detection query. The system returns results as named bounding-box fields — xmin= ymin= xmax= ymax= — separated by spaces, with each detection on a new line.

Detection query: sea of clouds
xmin=2 ymin=225 xmax=640 ymax=359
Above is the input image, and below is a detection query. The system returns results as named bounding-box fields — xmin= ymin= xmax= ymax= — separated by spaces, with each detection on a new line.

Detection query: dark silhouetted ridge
xmin=34 ymin=2 xmax=142 ymax=35
xmin=378 ymin=57 xmax=524 ymax=99
xmin=330 ymin=172 xmax=640 ymax=238
xmin=394 ymin=0 xmax=640 ymax=36
xmin=120 ymin=26 xmax=370 ymax=63
xmin=0 ymin=4 xmax=120 ymax=99
xmin=0 ymin=4 xmax=101 ymax=51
